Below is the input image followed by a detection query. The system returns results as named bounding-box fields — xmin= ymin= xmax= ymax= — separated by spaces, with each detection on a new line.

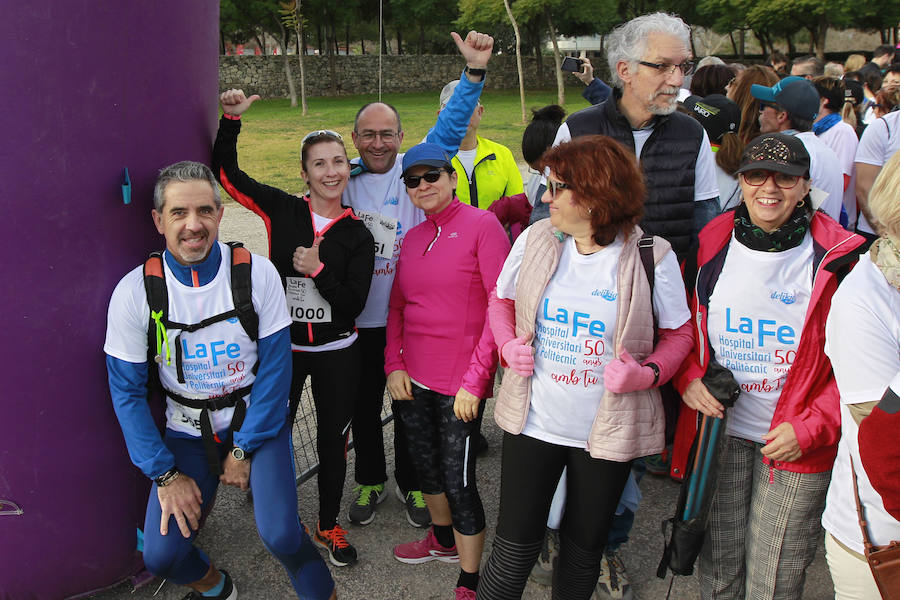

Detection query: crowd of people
xmin=103 ymin=13 xmax=900 ymax=600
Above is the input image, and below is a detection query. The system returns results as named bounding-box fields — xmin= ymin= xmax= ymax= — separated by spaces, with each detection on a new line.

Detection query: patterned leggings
xmin=395 ymin=383 xmax=486 ymax=535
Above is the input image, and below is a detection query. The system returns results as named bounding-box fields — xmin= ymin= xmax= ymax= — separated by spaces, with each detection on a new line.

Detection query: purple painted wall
xmin=0 ymin=3 xmax=219 ymax=598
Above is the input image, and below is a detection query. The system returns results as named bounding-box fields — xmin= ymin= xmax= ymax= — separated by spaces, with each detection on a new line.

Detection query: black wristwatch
xmin=465 ymin=66 xmax=486 ymax=81
xmin=645 ymin=362 xmax=661 ymax=386
xmin=154 ymin=467 xmax=181 ymax=487
xmin=231 ymin=446 xmax=248 ymax=461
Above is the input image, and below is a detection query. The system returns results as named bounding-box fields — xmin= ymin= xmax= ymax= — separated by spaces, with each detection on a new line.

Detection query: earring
xmin=797 ymin=199 xmax=806 ymax=208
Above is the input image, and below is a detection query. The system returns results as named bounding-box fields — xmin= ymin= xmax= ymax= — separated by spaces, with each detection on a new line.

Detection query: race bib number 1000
xmin=356 ymin=210 xmax=398 ymax=259
xmin=285 ymin=277 xmax=332 ymax=323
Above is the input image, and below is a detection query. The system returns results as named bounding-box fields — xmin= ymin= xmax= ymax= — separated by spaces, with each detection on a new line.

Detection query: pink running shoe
xmin=454 ymin=586 xmax=477 ymax=599
xmin=393 ymin=527 xmax=459 ymax=564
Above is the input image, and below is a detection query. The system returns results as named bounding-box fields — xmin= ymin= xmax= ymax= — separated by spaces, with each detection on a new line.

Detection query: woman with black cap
xmin=671 ymin=133 xmax=866 ymax=599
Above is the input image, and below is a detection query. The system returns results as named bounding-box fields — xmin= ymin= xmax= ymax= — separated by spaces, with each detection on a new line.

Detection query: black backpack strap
xmin=639 ymin=236 xmax=655 ymax=295
xmin=639 ymin=236 xmax=657 ymax=331
xmin=143 ymin=252 xmax=170 ymax=366
xmin=227 ymin=242 xmax=258 ymax=341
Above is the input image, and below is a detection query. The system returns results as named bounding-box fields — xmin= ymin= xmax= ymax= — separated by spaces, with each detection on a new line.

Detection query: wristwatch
xmin=154 ymin=467 xmax=181 ymax=487
xmin=231 ymin=446 xmax=248 ymax=461
xmin=464 ymin=66 xmax=486 ymax=81
xmin=645 ymin=362 xmax=661 ymax=386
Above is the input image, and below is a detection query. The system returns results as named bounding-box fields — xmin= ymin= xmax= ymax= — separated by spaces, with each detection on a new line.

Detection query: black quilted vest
xmin=565 ymin=92 xmax=704 ymax=260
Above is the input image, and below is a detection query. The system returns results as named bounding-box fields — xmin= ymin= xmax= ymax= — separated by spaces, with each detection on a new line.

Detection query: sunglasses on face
xmin=741 ymin=169 xmax=803 ymax=189
xmin=403 ymin=169 xmax=446 ymax=189
xmin=758 ymin=102 xmax=781 ymax=112
xmin=547 ymin=179 xmax=572 ymax=198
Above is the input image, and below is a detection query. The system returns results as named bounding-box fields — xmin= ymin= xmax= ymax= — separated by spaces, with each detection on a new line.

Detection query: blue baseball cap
xmin=401 ymin=142 xmax=452 ymax=176
xmin=750 ymin=76 xmax=820 ymax=121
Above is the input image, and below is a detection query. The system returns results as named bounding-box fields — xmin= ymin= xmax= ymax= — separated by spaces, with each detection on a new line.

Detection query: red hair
xmin=541 ymin=135 xmax=645 ymax=245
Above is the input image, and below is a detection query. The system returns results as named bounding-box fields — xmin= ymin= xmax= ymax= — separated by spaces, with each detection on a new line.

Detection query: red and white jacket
xmin=671 ymin=211 xmax=865 ymax=478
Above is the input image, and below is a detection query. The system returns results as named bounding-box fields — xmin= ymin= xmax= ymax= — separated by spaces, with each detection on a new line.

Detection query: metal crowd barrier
xmin=290 ymin=377 xmax=393 ymax=485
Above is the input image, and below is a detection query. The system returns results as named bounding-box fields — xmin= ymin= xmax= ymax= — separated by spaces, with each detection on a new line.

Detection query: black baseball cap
xmin=683 ymin=94 xmax=741 ymax=142
xmin=735 ymin=133 xmax=810 ymax=178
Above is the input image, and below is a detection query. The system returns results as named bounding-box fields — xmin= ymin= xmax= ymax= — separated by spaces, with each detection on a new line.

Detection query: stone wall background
xmin=219 ymin=54 xmax=568 ymax=97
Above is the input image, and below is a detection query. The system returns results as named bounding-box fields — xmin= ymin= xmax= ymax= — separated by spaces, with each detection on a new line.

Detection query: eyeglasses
xmin=403 ymin=169 xmax=446 ymax=189
xmin=638 ymin=60 xmax=695 ymax=76
xmin=758 ymin=102 xmax=781 ymax=112
xmin=302 ymin=129 xmax=343 ymax=144
xmin=547 ymin=179 xmax=572 ymax=198
xmin=355 ymin=130 xmax=399 ymax=143
xmin=740 ymin=169 xmax=803 ymax=189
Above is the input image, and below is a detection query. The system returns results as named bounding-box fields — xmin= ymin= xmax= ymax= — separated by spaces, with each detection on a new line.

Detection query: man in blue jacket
xmin=105 ymin=161 xmax=335 ymax=600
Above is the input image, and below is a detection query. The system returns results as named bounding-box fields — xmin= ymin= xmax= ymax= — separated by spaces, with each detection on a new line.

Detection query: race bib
xmin=356 ymin=210 xmax=397 ymax=259
xmin=285 ymin=277 xmax=332 ymax=323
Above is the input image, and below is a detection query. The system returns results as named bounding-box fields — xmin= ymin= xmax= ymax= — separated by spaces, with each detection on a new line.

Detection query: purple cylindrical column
xmin=0 ymin=3 xmax=219 ymax=598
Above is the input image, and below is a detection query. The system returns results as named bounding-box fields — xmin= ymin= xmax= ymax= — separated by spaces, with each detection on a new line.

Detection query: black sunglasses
xmin=403 ymin=169 xmax=447 ymax=189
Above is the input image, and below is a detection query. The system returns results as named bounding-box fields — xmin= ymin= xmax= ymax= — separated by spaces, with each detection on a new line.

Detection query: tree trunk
xmin=255 ymin=33 xmax=265 ymax=54
xmin=280 ymin=24 xmax=298 ymax=107
xmin=295 ymin=0 xmax=308 ymax=115
xmin=419 ymin=23 xmax=425 ymax=54
xmin=728 ymin=31 xmax=737 ymax=56
xmin=360 ymin=34 xmax=365 ymax=55
xmin=396 ymin=27 xmax=403 ymax=55
xmin=546 ymin=9 xmax=564 ymax=106
xmin=739 ymin=28 xmax=745 ymax=58
xmin=503 ymin=0 xmax=526 ymax=124
xmin=317 ymin=24 xmax=323 ymax=55
xmin=346 ymin=23 xmax=350 ymax=56
xmin=786 ymin=32 xmax=796 ymax=57
xmin=814 ymin=15 xmax=827 ymax=60
xmin=689 ymin=28 xmax=697 ymax=58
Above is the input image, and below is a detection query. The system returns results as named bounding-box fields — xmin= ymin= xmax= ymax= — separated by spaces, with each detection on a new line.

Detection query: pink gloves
xmin=604 ymin=349 xmax=655 ymax=393
xmin=501 ymin=335 xmax=535 ymax=377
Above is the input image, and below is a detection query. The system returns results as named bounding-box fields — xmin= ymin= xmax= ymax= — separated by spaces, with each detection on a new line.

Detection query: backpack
xmin=142 ymin=241 xmax=259 ymax=475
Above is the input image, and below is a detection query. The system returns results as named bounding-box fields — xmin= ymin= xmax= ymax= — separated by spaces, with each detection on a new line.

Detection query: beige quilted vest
xmin=493 ymin=219 xmax=668 ymax=461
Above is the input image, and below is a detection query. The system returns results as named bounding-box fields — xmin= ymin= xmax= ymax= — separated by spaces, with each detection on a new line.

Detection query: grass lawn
xmin=226 ymin=86 xmax=593 ymax=196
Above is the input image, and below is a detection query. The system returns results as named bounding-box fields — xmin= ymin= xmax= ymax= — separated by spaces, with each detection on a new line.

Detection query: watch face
xmin=231 ymin=447 xmax=246 ymax=461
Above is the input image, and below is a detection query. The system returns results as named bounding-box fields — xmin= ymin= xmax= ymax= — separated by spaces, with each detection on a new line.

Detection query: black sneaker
xmin=314 ymin=521 xmax=358 ymax=567
xmin=348 ymin=483 xmax=388 ymax=525
xmin=180 ymin=569 xmax=237 ymax=600
xmin=395 ymin=485 xmax=431 ymax=528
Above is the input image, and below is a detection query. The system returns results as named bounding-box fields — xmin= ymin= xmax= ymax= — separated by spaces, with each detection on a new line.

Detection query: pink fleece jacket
xmin=385 ymin=198 xmax=511 ymax=399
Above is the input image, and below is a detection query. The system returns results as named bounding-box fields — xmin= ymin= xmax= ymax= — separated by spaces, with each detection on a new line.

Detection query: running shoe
xmin=348 ymin=483 xmax=388 ymax=525
xmin=314 ymin=522 xmax=358 ymax=567
xmin=529 ymin=527 xmax=559 ymax=585
xmin=454 ymin=586 xmax=477 ymax=600
xmin=593 ymin=549 xmax=633 ymax=600
xmin=393 ymin=527 xmax=459 ymax=564
xmin=180 ymin=569 xmax=237 ymax=600
xmin=395 ymin=485 xmax=431 ymax=528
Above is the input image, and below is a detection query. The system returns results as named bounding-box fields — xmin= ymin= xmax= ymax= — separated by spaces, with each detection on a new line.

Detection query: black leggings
xmin=478 ymin=432 xmax=632 ymax=600
xmin=395 ymin=384 xmax=486 ymax=535
xmin=351 ymin=327 xmax=418 ymax=492
xmin=289 ymin=342 xmax=359 ymax=529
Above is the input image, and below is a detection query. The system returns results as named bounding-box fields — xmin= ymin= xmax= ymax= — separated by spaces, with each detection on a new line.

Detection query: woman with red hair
xmin=477 ymin=135 xmax=694 ymax=599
